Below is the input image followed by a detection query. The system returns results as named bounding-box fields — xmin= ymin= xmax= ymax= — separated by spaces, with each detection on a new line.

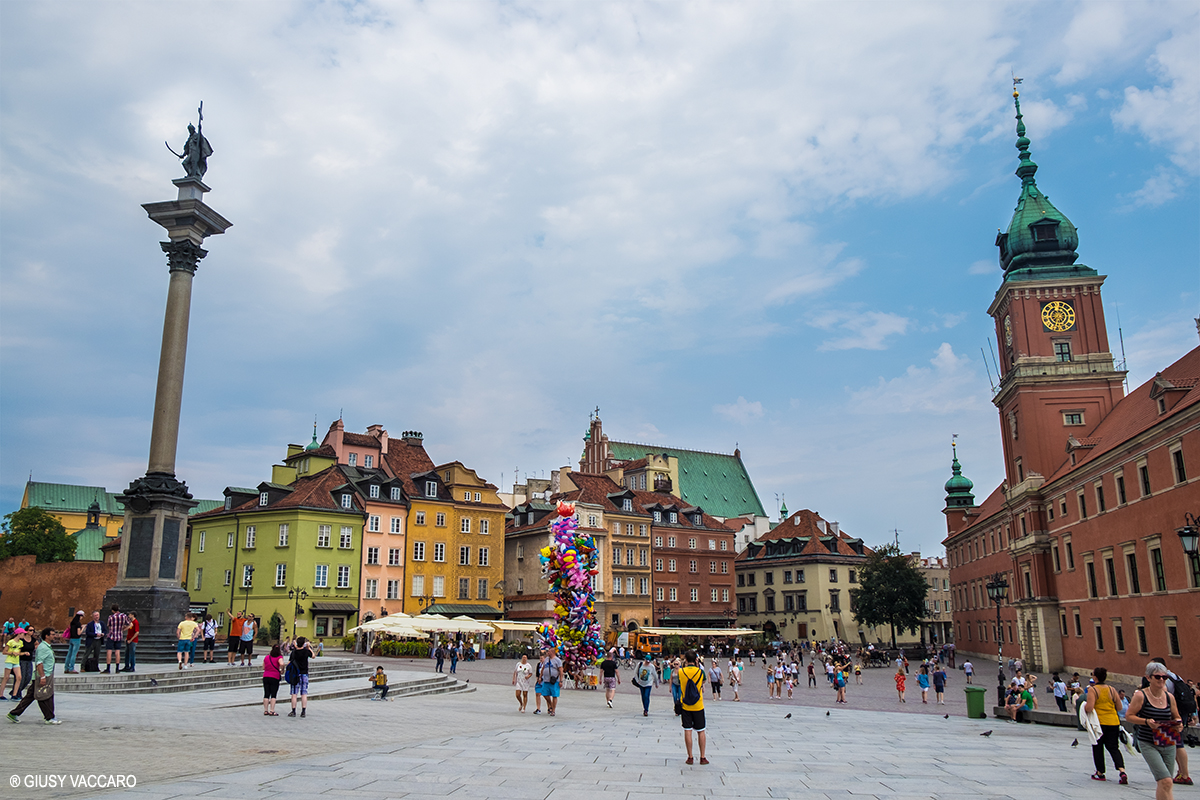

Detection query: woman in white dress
xmin=512 ymin=654 xmax=534 ymax=712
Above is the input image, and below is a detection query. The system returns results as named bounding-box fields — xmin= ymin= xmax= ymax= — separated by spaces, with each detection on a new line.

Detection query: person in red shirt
xmin=226 ymin=611 xmax=245 ymax=665
xmin=122 ymin=612 xmax=139 ymax=672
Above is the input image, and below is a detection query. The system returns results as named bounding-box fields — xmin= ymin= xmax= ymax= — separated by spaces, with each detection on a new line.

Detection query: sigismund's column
xmin=104 ymin=110 xmax=231 ymax=662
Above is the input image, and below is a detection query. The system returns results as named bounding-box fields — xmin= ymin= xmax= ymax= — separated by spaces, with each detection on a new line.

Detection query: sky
xmin=1 ymin=1 xmax=1197 ymax=558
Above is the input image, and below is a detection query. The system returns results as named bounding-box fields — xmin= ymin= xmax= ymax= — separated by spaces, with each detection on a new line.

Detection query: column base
xmin=100 ymin=586 xmax=193 ymax=663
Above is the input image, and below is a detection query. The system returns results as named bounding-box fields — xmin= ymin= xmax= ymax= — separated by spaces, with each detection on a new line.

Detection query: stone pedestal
xmin=110 ymin=175 xmax=231 ymax=662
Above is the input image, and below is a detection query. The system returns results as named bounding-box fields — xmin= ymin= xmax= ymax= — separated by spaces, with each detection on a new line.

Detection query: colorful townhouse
xmin=186 ymin=465 xmax=365 ymax=645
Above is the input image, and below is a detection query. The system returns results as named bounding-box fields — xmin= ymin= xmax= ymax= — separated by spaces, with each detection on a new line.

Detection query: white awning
xmin=637 ymin=627 xmax=759 ymax=637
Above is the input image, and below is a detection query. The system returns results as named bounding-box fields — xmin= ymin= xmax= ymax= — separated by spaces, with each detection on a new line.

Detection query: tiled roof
xmin=381 ymin=438 xmax=436 ymax=498
xmin=1046 ymin=345 xmax=1200 ymax=482
xmin=606 ymin=441 xmax=765 ymax=518
xmin=556 ymin=473 xmax=634 ymax=513
xmin=341 ymin=432 xmax=379 ymax=448
xmin=628 ymin=489 xmax=730 ymax=532
xmin=739 ymin=509 xmax=869 ymax=560
xmin=193 ymin=466 xmax=362 ymax=518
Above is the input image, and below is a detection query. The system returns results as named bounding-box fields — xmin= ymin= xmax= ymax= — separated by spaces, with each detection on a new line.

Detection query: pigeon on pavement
xmin=980 ymin=730 xmax=993 ymax=737
xmin=1071 ymin=739 xmax=1079 ymax=748
xmin=826 ymin=711 xmax=830 ymax=716
xmin=944 ymin=714 xmax=950 ymax=719
xmin=784 ymin=713 xmax=792 ymax=719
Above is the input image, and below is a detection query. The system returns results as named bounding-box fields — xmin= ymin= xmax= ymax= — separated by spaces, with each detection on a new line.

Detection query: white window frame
xmin=479 ymin=547 xmax=489 ymax=567
xmin=368 ymin=515 xmax=380 ymax=532
xmin=341 ymin=493 xmax=353 ymax=509
xmin=275 ymin=563 xmax=287 ymax=587
xmin=314 ymin=564 xmax=328 ymax=588
xmin=411 ymin=575 xmax=425 ymax=597
xmin=432 ymin=576 xmax=444 ymax=597
xmin=242 ymin=564 xmax=253 ymax=588
xmin=425 ymin=481 xmax=437 ymax=498
xmin=479 ymin=519 xmax=489 ymax=535
xmin=198 ymin=531 xmax=206 ymax=552
xmin=369 ymin=484 xmax=380 ymax=499
xmin=412 ymin=541 xmax=425 ymax=561
xmin=461 ymin=517 xmax=471 ymax=534
xmin=388 ymin=548 xmax=401 ymax=566
xmin=337 ymin=564 xmax=351 ymax=589
xmin=245 ymin=526 xmax=256 ymax=549
xmin=348 ymin=453 xmax=357 ymax=466
xmin=390 ymin=517 xmax=402 ymax=534
xmin=386 ymin=579 xmax=399 ymax=600
xmin=224 ymin=569 xmax=232 ymax=586
xmin=228 ymin=531 xmax=235 ymax=548
xmin=390 ymin=487 xmax=402 ymax=501
xmin=433 ymin=542 xmax=445 ymax=563
xmin=459 ymin=545 xmax=471 ymax=566
xmin=690 ymin=588 xmax=699 ymax=602
xmin=669 ymin=587 xmax=678 ymax=601
xmin=278 ymin=524 xmax=289 ymax=547
xmin=364 ymin=455 xmax=374 ymax=468
xmin=366 ymin=546 xmax=379 ymax=565
xmin=340 ymin=526 xmax=353 ymax=548
xmin=318 ymin=525 xmax=331 ymax=548
xmin=259 ymin=492 xmax=269 ymax=506
xmin=195 ymin=567 xmax=203 ymax=590
xmin=365 ymin=578 xmax=378 ymax=599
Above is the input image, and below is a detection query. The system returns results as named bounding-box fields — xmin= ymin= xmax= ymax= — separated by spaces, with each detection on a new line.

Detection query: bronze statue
xmin=166 ymin=102 xmax=212 ymax=180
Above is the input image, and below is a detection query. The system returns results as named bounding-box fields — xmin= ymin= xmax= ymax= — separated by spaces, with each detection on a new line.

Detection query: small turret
xmin=944 ymin=444 xmax=976 ymax=509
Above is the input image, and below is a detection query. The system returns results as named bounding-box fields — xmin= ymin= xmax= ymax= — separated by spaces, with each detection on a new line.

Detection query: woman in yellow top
xmin=3 ymin=630 xmax=23 ymax=700
xmin=1084 ymin=666 xmax=1128 ymax=784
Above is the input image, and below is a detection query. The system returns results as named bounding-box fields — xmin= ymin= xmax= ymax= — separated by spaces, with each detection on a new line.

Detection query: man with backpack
xmin=678 ymin=650 xmax=709 ymax=765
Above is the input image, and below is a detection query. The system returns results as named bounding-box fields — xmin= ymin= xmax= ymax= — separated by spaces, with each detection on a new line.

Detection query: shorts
xmin=289 ymin=674 xmax=309 ymax=695
xmin=603 ymin=677 xmax=617 ymax=690
xmin=176 ymin=640 xmax=193 ymax=653
xmin=228 ymin=638 xmax=240 ymax=653
xmin=105 ymin=640 xmax=123 ymax=652
xmin=680 ymin=708 xmax=706 ymax=732
xmin=240 ymin=639 xmax=254 ymax=656
xmin=1140 ymin=741 xmax=1177 ymax=782
xmin=263 ymin=677 xmax=280 ymax=699
xmin=538 ymin=681 xmax=561 ymax=698
xmin=203 ymin=638 xmax=215 ymax=652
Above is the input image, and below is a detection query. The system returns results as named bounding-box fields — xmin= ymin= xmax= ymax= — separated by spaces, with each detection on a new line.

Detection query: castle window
xmin=1063 ymin=412 xmax=1083 ymax=426
xmin=1031 ymin=221 xmax=1059 ymax=243
xmin=1054 ymin=341 xmax=1072 ymax=362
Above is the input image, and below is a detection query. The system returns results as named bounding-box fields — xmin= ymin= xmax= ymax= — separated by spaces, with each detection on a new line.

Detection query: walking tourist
xmin=103 ymin=605 xmax=129 ymax=674
xmin=449 ymin=643 xmax=459 ymax=674
xmin=1053 ymin=673 xmax=1068 ymax=712
xmin=64 ymin=611 xmax=84 ymax=674
xmin=894 ymin=665 xmax=906 ymax=703
xmin=1140 ymin=658 xmax=1193 ymax=786
xmin=287 ymin=637 xmax=314 ymax=717
xmin=16 ymin=626 xmax=35 ymax=696
xmin=709 ymin=659 xmax=722 ymax=700
xmin=963 ymin=659 xmax=974 ymax=684
xmin=5 ymin=627 xmax=60 ymax=725
xmin=933 ymin=663 xmax=947 ymax=704
xmin=678 ymin=650 xmax=708 ymax=765
xmin=670 ymin=657 xmax=683 ymax=714
xmin=1084 ymin=667 xmax=1128 ymax=784
xmin=600 ymin=649 xmax=620 ymax=708
xmin=533 ymin=652 xmax=547 ymax=714
xmin=538 ymin=646 xmax=563 ymax=716
xmin=632 ymin=654 xmax=659 ymax=716
xmin=434 ymin=644 xmax=445 ymax=673
xmin=3 ymin=627 xmax=22 ymax=699
xmin=512 ymin=654 xmax=533 ymax=712
xmin=262 ymin=644 xmax=284 ymax=715
xmin=918 ymin=665 xmax=930 ymax=704
xmin=1126 ymin=661 xmax=1184 ymax=799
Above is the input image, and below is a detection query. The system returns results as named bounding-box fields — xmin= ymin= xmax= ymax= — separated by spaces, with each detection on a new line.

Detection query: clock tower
xmin=988 ymin=88 xmax=1126 ymax=494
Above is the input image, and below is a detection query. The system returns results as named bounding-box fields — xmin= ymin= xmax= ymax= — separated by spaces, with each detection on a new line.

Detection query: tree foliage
xmin=0 ymin=507 xmax=77 ymax=563
xmin=852 ymin=543 xmax=926 ymax=647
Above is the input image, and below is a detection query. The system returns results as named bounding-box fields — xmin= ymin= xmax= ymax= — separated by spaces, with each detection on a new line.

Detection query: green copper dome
xmin=944 ymin=445 xmax=975 ymax=509
xmin=304 ymin=421 xmax=320 ymax=451
xmin=996 ymin=90 xmax=1095 ymax=282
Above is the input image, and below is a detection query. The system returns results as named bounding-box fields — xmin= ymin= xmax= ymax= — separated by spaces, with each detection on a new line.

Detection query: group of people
xmin=7 ymin=608 xmax=141 ymax=676
xmin=3 ymin=625 xmax=61 ymax=724
xmin=510 ymin=646 xmax=565 ymax=715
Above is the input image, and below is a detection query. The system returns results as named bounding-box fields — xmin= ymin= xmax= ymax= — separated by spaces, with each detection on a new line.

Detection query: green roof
xmin=422 ymin=604 xmax=501 ymax=617
xmin=607 ymin=441 xmax=766 ymax=519
xmin=69 ymin=525 xmax=107 ymax=561
xmin=24 ymin=481 xmax=222 ymax=517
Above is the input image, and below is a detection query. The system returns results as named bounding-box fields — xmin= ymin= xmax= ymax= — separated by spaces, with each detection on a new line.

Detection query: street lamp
xmin=985 ymin=572 xmax=1009 ymax=706
xmin=722 ymin=608 xmax=737 ymax=628
xmin=287 ymin=587 xmax=308 ymax=639
xmin=241 ymin=565 xmax=255 ymax=613
xmin=655 ymin=605 xmax=671 ymax=626
xmin=415 ymin=594 xmax=438 ymax=613
xmin=1178 ymin=513 xmax=1200 ymax=556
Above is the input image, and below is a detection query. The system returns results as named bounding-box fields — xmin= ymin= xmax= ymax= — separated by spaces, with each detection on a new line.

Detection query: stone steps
xmin=56 ymin=659 xmax=372 ymax=695
xmin=214 ymin=673 xmax=475 ymax=707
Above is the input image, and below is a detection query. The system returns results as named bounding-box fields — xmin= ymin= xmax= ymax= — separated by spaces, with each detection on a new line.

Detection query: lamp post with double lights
xmin=287 ymin=587 xmax=308 ymax=639
xmin=655 ymin=605 xmax=671 ymax=627
xmin=985 ymin=572 xmax=1009 ymax=706
xmin=415 ymin=594 xmax=438 ymax=614
xmin=722 ymin=608 xmax=737 ymax=628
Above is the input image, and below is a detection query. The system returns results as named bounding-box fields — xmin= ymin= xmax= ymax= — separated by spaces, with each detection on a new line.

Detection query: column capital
xmin=160 ymin=239 xmax=207 ymax=275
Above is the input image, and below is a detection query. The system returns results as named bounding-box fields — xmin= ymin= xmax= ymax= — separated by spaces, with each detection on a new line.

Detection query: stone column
xmin=105 ymin=176 xmax=231 ymax=662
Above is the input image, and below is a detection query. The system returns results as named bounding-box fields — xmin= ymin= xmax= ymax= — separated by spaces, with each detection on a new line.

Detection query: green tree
xmin=852 ymin=543 xmax=926 ymax=648
xmin=0 ymin=507 xmax=77 ymax=563
xmin=267 ymin=611 xmax=284 ymax=644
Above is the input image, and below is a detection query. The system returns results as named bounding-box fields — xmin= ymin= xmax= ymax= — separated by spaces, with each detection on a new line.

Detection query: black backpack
xmin=1174 ymin=677 xmax=1197 ymax=717
xmin=682 ymin=667 xmax=702 ymax=705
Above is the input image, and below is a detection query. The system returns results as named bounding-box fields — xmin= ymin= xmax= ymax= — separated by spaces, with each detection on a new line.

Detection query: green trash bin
xmin=964 ymin=685 xmax=988 ymax=719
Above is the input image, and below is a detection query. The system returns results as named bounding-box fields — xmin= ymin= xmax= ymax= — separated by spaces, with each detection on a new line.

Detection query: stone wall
xmin=0 ymin=554 xmax=117 ymax=630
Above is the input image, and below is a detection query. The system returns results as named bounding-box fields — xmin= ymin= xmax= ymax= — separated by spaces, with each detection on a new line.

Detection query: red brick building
xmin=943 ymin=91 xmax=1200 ymax=683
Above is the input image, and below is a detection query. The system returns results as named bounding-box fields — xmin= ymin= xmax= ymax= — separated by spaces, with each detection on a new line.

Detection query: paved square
xmin=0 ymin=655 xmax=1166 ymax=799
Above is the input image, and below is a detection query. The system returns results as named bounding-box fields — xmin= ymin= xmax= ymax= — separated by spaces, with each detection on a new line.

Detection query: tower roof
xmin=943 ymin=445 xmax=976 ymax=509
xmin=996 ymin=88 xmax=1094 ymax=282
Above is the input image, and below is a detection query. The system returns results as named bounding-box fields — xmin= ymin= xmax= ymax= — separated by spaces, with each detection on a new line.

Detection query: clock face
xmin=1004 ymin=315 xmax=1012 ymax=346
xmin=1041 ymin=301 xmax=1075 ymax=332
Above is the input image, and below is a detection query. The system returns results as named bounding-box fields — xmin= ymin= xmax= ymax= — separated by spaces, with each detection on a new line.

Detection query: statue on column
xmin=165 ymin=102 xmax=212 ymax=180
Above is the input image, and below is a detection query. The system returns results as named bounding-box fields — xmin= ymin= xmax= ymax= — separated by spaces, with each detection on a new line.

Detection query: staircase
xmin=55 ymin=658 xmax=371 ymax=695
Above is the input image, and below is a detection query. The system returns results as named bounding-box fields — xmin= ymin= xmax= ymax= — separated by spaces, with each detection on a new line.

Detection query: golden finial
xmin=1012 ymin=74 xmax=1023 ymax=98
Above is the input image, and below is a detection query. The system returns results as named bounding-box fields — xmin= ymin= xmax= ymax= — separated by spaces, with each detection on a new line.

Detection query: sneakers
xmin=287 ymin=710 xmax=296 ymax=717
xmin=1091 ymin=773 xmax=1107 ymax=782
xmin=699 ymin=758 xmax=710 ymax=765
xmin=6 ymin=713 xmax=18 ymax=723
xmin=1119 ymin=773 xmax=1128 ymax=785
xmin=607 ymin=700 xmax=612 ymax=708
xmin=300 ymin=709 xmax=305 ymax=718
xmin=685 ymin=758 xmax=694 ymax=765
xmin=1174 ymin=777 xmax=1194 ymax=786
xmin=44 ymin=718 xmax=61 ymax=725
xmin=533 ymin=709 xmax=541 ymax=714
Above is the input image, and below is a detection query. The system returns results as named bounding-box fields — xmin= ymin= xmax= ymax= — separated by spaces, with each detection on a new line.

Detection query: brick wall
xmin=0 ymin=555 xmax=117 ymax=630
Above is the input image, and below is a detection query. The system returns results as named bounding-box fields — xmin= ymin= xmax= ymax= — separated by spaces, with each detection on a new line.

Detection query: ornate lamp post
xmin=655 ymin=605 xmax=671 ymax=626
xmin=1180 ymin=513 xmax=1200 ymax=589
xmin=722 ymin=608 xmax=737 ymax=628
xmin=287 ymin=587 xmax=308 ymax=639
xmin=415 ymin=594 xmax=438 ymax=613
xmin=985 ymin=572 xmax=1009 ymax=706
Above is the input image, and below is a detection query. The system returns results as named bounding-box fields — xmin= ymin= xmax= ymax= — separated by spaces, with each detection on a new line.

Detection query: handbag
xmin=1153 ymin=722 xmax=1183 ymax=747
xmin=34 ymin=674 xmax=54 ymax=700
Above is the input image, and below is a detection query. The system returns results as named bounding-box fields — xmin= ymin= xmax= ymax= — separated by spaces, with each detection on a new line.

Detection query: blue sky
xmin=1 ymin=1 xmax=1197 ymax=558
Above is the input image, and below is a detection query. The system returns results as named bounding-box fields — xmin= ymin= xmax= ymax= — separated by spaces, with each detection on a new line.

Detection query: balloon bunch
xmin=539 ymin=501 xmax=603 ymax=675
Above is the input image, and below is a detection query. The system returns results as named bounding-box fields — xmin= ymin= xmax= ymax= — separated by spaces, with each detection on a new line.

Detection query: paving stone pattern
xmin=0 ymin=654 xmax=1166 ymax=799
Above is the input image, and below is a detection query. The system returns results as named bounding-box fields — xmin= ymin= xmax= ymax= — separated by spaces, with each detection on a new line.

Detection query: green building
xmin=186 ymin=465 xmax=365 ymax=646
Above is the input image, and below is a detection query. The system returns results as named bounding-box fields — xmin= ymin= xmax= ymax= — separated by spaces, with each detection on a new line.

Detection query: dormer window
xmin=669 ymin=511 xmax=678 ymax=524
xmin=259 ymin=492 xmax=269 ymax=507
xmin=341 ymin=493 xmax=353 ymax=509
xmin=425 ymin=481 xmax=437 ymax=498
xmin=348 ymin=453 xmax=357 ymax=466
xmin=369 ymin=485 xmax=380 ymax=499
xmin=224 ymin=497 xmax=232 ymax=510
xmin=653 ymin=511 xmax=662 ymax=522
xmin=390 ymin=487 xmax=401 ymax=501
xmin=1031 ymin=221 xmax=1059 ymax=244
xmin=692 ymin=513 xmax=702 ymax=525
xmin=527 ymin=512 xmax=534 ymax=525
xmin=622 ymin=498 xmax=632 ymax=512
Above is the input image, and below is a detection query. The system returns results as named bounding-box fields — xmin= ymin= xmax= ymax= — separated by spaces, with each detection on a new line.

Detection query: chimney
xmin=817 ymin=520 xmax=826 ymax=534
xmin=830 ymin=521 xmax=839 ymax=535
xmin=401 ymin=430 xmax=423 ymax=446
xmin=793 ymin=516 xmax=800 ymax=526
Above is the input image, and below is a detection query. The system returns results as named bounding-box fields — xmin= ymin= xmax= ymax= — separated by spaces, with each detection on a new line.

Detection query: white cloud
xmin=849 ymin=343 xmax=987 ymax=414
xmin=1121 ymin=166 xmax=1188 ymax=208
xmin=713 ymin=397 xmax=764 ymax=424
xmin=1112 ymin=16 xmax=1200 ymax=177
xmin=968 ymin=259 xmax=996 ymax=275
xmin=811 ymin=310 xmax=910 ymax=351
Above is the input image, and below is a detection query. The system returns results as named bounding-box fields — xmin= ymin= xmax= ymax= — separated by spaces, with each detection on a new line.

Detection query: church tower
xmin=988 ymin=87 xmax=1126 ymax=496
